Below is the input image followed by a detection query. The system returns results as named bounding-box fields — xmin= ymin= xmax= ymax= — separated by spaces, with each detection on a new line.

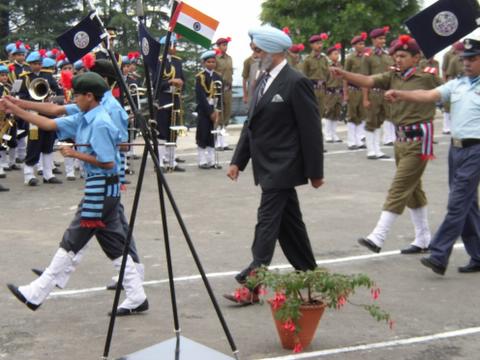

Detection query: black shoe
xmin=0 ymin=184 xmax=9 ymax=191
xmin=234 ymin=266 xmax=256 ymax=285
xmin=198 ymin=164 xmax=210 ymax=170
xmin=420 ymin=257 xmax=446 ymax=275
xmin=384 ymin=142 xmax=394 ymax=146
xmin=108 ymin=299 xmax=149 ymax=316
xmin=8 ymin=164 xmax=21 ymax=171
xmin=66 ymin=176 xmax=76 ymax=181
xmin=54 ymin=161 xmax=61 ymax=167
xmin=175 ymin=157 xmax=186 ymax=163
xmin=27 ymin=178 xmax=39 ymax=186
xmin=123 ymin=180 xmax=131 ymax=185
xmin=347 ymin=145 xmax=358 ymax=150
xmin=357 ymin=238 xmax=381 ymax=253
xmin=334 ymin=139 xmax=343 ymax=143
xmin=325 ymin=140 xmax=334 ymax=143
xmin=37 ymin=170 xmax=43 ymax=176
xmin=458 ymin=263 xmax=480 ymax=273
xmin=223 ymin=146 xmax=233 ymax=151
xmin=215 ymin=147 xmax=224 ymax=151
xmin=132 ymin=154 xmax=141 ymax=160
xmin=210 ymin=164 xmax=223 ymax=169
xmin=15 ymin=158 xmax=25 ymax=164
xmin=0 ymin=172 xmax=6 ymax=179
xmin=357 ymin=144 xmax=367 ymax=149
xmin=7 ymin=284 xmax=40 ymax=311
xmin=376 ymin=154 xmax=390 ymax=159
xmin=106 ymin=280 xmax=124 ymax=291
xmin=52 ymin=168 xmax=62 ymax=175
xmin=43 ymin=177 xmax=63 ymax=184
xmin=173 ymin=165 xmax=186 ymax=172
xmin=125 ymin=169 xmax=135 ymax=175
xmin=401 ymin=245 xmax=429 ymax=254
xmin=367 ymin=155 xmax=378 ymax=160
xmin=31 ymin=268 xmax=62 ymax=288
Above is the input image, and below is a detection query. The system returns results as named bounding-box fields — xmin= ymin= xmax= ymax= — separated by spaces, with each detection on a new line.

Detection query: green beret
xmin=72 ymin=72 xmax=109 ymax=97
xmin=90 ymin=59 xmax=117 ymax=81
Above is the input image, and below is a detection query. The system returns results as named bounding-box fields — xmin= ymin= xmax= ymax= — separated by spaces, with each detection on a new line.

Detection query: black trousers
xmin=25 ymin=130 xmax=56 ymax=167
xmin=241 ymin=188 xmax=316 ymax=279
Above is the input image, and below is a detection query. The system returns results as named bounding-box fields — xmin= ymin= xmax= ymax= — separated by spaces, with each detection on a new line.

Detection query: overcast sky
xmin=186 ymin=0 xmax=478 ymax=84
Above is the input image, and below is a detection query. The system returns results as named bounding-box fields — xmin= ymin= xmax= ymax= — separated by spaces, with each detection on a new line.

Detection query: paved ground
xmin=1 ymin=117 xmax=480 ymax=360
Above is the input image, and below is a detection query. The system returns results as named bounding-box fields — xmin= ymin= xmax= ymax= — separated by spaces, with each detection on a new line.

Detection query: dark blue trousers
xmin=429 ymin=144 xmax=480 ymax=267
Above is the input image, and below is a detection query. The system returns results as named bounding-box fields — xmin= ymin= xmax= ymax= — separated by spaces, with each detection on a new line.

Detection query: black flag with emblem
xmin=406 ymin=0 xmax=480 ymax=58
xmin=138 ymin=22 xmax=161 ymax=71
xmin=56 ymin=11 xmax=107 ymax=63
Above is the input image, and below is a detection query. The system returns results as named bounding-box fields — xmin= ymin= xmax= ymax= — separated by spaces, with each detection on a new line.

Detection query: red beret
xmin=389 ymin=35 xmax=420 ymax=55
xmin=327 ymin=43 xmax=342 ymax=55
xmin=215 ymin=37 xmax=231 ymax=45
xmin=453 ymin=41 xmax=465 ymax=52
xmin=309 ymin=33 xmax=328 ymax=43
xmin=289 ymin=43 xmax=305 ymax=53
xmin=351 ymin=32 xmax=368 ymax=45
xmin=370 ymin=26 xmax=389 ymax=39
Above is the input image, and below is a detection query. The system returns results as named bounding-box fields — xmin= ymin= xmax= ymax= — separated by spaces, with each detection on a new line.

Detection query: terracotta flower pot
xmin=270 ymin=302 xmax=326 ymax=350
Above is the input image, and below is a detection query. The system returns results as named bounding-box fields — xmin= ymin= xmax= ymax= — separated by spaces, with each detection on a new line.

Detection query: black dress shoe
xmin=210 ymin=164 xmax=223 ymax=169
xmin=125 ymin=169 xmax=135 ymax=175
xmin=198 ymin=164 xmax=210 ymax=170
xmin=223 ymin=146 xmax=233 ymax=151
xmin=376 ymin=154 xmax=391 ymax=159
xmin=15 ymin=158 xmax=25 ymax=164
xmin=175 ymin=157 xmax=186 ymax=163
xmin=43 ymin=177 xmax=63 ymax=184
xmin=0 ymin=173 xmax=6 ymax=179
xmin=357 ymin=144 xmax=367 ymax=149
xmin=173 ymin=166 xmax=186 ymax=172
xmin=357 ymin=238 xmax=381 ymax=253
xmin=7 ymin=284 xmax=40 ymax=311
xmin=420 ymin=257 xmax=446 ymax=275
xmin=383 ymin=142 xmax=394 ymax=146
xmin=27 ymin=178 xmax=39 ymax=186
xmin=8 ymin=164 xmax=21 ymax=171
xmin=334 ymin=139 xmax=343 ymax=143
xmin=367 ymin=155 xmax=378 ymax=160
xmin=66 ymin=176 xmax=76 ymax=181
xmin=37 ymin=170 xmax=43 ymax=176
xmin=401 ymin=245 xmax=429 ymax=254
xmin=347 ymin=145 xmax=358 ymax=150
xmin=0 ymin=184 xmax=9 ymax=191
xmin=325 ymin=140 xmax=334 ymax=143
xmin=458 ymin=263 xmax=480 ymax=273
xmin=52 ymin=168 xmax=62 ymax=175
xmin=108 ymin=299 xmax=149 ymax=316
xmin=31 ymin=268 xmax=61 ymax=288
xmin=54 ymin=161 xmax=61 ymax=167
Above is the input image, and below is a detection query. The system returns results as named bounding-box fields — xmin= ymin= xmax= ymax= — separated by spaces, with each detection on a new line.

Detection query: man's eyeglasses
xmin=253 ymin=47 xmax=263 ymax=54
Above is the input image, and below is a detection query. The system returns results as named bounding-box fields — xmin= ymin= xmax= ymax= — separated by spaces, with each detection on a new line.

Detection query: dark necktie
xmin=256 ymin=72 xmax=270 ymax=104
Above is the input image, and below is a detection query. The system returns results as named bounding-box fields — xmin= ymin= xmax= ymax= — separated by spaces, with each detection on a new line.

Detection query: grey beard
xmin=259 ymin=54 xmax=274 ymax=72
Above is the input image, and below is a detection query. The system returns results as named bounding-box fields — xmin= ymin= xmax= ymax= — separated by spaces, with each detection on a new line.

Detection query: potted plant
xmin=236 ymin=266 xmax=393 ymax=353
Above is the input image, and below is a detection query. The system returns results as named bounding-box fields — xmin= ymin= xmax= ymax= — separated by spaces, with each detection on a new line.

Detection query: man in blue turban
xmin=224 ymin=26 xmax=325 ymax=304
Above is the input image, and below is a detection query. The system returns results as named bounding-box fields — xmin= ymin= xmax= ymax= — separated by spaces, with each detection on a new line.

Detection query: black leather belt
xmin=451 ymin=138 xmax=480 ymax=148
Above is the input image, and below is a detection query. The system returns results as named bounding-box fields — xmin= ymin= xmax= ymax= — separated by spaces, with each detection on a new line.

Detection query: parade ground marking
xmin=257 ymin=326 xmax=480 ymax=360
xmin=49 ymin=243 xmax=465 ymax=298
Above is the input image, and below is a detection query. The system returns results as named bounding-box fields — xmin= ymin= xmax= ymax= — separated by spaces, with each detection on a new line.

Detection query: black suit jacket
xmin=231 ymin=63 xmax=324 ymax=189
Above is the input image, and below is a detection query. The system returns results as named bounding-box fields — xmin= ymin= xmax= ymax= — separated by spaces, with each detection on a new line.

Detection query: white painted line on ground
xmin=257 ymin=326 xmax=480 ymax=360
xmin=48 ymin=243 xmax=465 ymax=298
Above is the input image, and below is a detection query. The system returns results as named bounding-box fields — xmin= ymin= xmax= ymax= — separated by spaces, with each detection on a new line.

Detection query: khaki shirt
xmin=242 ymin=56 xmax=255 ymax=79
xmin=325 ymin=61 xmax=342 ymax=88
xmin=286 ymin=53 xmax=303 ymax=71
xmin=345 ymin=52 xmax=364 ymax=74
xmin=445 ymin=54 xmax=464 ymax=79
xmin=216 ymin=53 xmax=233 ymax=87
xmin=419 ymin=59 xmax=440 ymax=74
xmin=372 ymin=68 xmax=443 ymax=126
xmin=442 ymin=49 xmax=454 ymax=76
xmin=361 ymin=48 xmax=393 ymax=76
xmin=302 ymin=52 xmax=329 ymax=80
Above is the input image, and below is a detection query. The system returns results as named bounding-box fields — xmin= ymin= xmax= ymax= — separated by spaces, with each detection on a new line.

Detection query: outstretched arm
xmin=330 ymin=67 xmax=375 ymax=89
xmin=4 ymin=95 xmax=67 ymax=117
xmin=384 ymin=89 xmax=441 ymax=103
xmin=0 ymin=98 xmax=57 ymax=131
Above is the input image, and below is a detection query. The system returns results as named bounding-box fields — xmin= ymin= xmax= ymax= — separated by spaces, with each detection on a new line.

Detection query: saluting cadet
xmin=344 ymin=33 xmax=368 ymax=150
xmin=332 ymin=35 xmax=442 ymax=254
xmin=384 ymin=38 xmax=480 ymax=275
xmin=155 ymin=34 xmax=185 ymax=172
xmin=241 ymin=43 xmax=260 ymax=106
xmin=324 ymin=43 xmax=344 ymax=143
xmin=302 ymin=33 xmax=329 ymax=119
xmin=214 ymin=37 xmax=233 ymax=151
xmin=19 ymin=51 xmax=62 ymax=186
xmin=287 ymin=43 xmax=305 ymax=71
xmin=4 ymin=72 xmax=148 ymax=315
xmin=195 ymin=50 xmax=223 ymax=169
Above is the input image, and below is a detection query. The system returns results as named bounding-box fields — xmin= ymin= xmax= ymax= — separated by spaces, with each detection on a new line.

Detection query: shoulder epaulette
xmin=41 ymin=69 xmax=54 ymax=74
xmin=19 ymin=71 xmax=30 ymax=78
xmin=423 ymin=67 xmax=438 ymax=75
xmin=195 ymin=70 xmax=205 ymax=77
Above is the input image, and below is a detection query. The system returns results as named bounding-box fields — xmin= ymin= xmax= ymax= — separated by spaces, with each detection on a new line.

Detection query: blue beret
xmin=73 ymin=59 xmax=84 ymax=70
xmin=160 ymin=33 xmax=177 ymax=45
xmin=26 ymin=51 xmax=42 ymax=63
xmin=57 ymin=59 xmax=71 ymax=69
xmin=248 ymin=26 xmax=292 ymax=53
xmin=0 ymin=65 xmax=8 ymax=73
xmin=42 ymin=57 xmax=56 ymax=68
xmin=5 ymin=43 xmax=15 ymax=54
xmin=201 ymin=50 xmax=216 ymax=61
xmin=121 ymin=55 xmax=131 ymax=65
xmin=11 ymin=43 xmax=28 ymax=55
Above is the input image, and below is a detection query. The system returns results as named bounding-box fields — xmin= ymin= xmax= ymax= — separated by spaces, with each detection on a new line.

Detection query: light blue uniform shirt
xmin=65 ymin=90 xmax=129 ymax=142
xmin=55 ymin=105 xmax=122 ymax=176
xmin=437 ymin=77 xmax=480 ymax=139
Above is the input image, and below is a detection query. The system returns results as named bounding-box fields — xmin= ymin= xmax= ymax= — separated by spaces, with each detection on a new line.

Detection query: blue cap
xmin=0 ymin=65 xmax=8 ymax=73
xmin=5 ymin=43 xmax=15 ymax=54
xmin=201 ymin=50 xmax=216 ymax=61
xmin=121 ymin=55 xmax=131 ymax=65
xmin=26 ymin=51 xmax=42 ymax=63
xmin=73 ymin=59 xmax=84 ymax=70
xmin=160 ymin=33 xmax=177 ymax=45
xmin=11 ymin=42 xmax=28 ymax=55
xmin=248 ymin=26 xmax=292 ymax=53
xmin=42 ymin=57 xmax=56 ymax=68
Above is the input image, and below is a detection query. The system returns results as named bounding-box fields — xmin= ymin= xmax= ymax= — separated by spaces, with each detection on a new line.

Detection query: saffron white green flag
xmin=169 ymin=1 xmax=219 ymax=48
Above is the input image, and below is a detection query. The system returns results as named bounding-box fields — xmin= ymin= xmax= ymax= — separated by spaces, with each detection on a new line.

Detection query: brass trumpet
xmin=28 ymin=77 xmax=51 ymax=101
xmin=0 ymin=112 xmax=15 ymax=146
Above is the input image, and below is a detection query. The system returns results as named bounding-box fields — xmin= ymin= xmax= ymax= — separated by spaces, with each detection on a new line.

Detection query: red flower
xmin=320 ymin=33 xmax=329 ymax=41
xmin=336 ymin=295 xmax=346 ymax=309
xmin=258 ymin=286 xmax=268 ymax=296
xmin=282 ymin=27 xmax=290 ymax=35
xmin=25 ymin=44 xmax=30 ymax=50
xmin=283 ymin=319 xmax=296 ymax=332
xmin=8 ymin=64 xmax=15 ymax=73
xmin=361 ymin=32 xmax=368 ymax=40
xmin=15 ymin=40 xmax=22 ymax=49
xmin=51 ymin=48 xmax=59 ymax=56
xmin=293 ymin=343 xmax=303 ymax=353
xmin=234 ymin=287 xmax=251 ymax=302
xmin=298 ymin=44 xmax=305 ymax=52
xmin=39 ymin=49 xmax=47 ymax=58
xmin=271 ymin=291 xmax=286 ymax=310
xmin=399 ymin=34 xmax=411 ymax=45
xmin=334 ymin=43 xmax=342 ymax=49
xmin=384 ymin=26 xmax=390 ymax=33
xmin=371 ymin=287 xmax=381 ymax=300
xmin=82 ymin=53 xmax=95 ymax=69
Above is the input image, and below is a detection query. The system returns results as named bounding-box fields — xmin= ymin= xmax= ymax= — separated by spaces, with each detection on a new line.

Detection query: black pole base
xmin=116 ymin=336 xmax=235 ymax=360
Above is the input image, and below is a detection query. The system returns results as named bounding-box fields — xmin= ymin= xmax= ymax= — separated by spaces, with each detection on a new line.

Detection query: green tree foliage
xmin=261 ymin=0 xmax=422 ymax=55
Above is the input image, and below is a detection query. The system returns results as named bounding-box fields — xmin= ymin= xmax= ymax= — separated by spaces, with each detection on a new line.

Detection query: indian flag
xmin=169 ymin=2 xmax=219 ymax=49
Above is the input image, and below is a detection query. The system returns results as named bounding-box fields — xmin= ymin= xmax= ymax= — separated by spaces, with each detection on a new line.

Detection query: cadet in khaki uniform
xmin=332 ymin=35 xmax=442 ymax=254
xmin=361 ymin=27 xmax=393 ymax=159
xmin=287 ymin=43 xmax=304 ymax=71
xmin=215 ymin=37 xmax=233 ymax=150
xmin=241 ymin=44 xmax=260 ymax=106
xmin=302 ymin=33 xmax=329 ymax=119
xmin=344 ymin=33 xmax=368 ymax=149
xmin=324 ymin=44 xmax=343 ymax=142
